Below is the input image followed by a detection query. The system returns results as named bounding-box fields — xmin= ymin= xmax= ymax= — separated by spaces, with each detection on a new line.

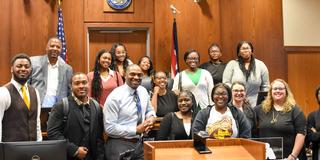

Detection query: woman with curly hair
xmin=138 ymin=56 xmax=154 ymax=93
xmin=87 ymin=49 xmax=123 ymax=106
xmin=254 ymin=79 xmax=306 ymax=160
xmin=109 ymin=43 xmax=133 ymax=81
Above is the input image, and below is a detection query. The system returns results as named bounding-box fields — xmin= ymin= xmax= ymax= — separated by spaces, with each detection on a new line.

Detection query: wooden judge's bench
xmin=144 ymin=138 xmax=265 ymax=160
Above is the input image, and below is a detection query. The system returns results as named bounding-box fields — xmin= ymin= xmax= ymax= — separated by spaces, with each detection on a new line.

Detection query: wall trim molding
xmin=285 ymin=46 xmax=320 ymax=53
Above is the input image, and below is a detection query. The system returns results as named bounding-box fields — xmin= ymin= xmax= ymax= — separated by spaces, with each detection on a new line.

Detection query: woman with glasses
xmin=254 ymin=79 xmax=307 ymax=160
xmin=192 ymin=83 xmax=251 ymax=139
xmin=199 ymin=43 xmax=226 ymax=84
xmin=172 ymin=49 xmax=214 ymax=115
xmin=87 ymin=49 xmax=123 ymax=107
xmin=151 ymin=71 xmax=178 ymax=117
xmin=223 ymin=41 xmax=270 ymax=107
xmin=230 ymin=82 xmax=256 ymax=130
xmin=307 ymin=86 xmax=320 ymax=160
xmin=157 ymin=90 xmax=196 ymax=140
xmin=109 ymin=43 xmax=133 ymax=81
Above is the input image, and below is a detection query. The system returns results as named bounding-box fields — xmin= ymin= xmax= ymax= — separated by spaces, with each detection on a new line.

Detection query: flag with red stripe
xmin=171 ymin=18 xmax=179 ymax=78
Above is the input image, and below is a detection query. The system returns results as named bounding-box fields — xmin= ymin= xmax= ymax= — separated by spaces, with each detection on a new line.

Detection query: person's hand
xmin=311 ymin=127 xmax=317 ymax=133
xmin=153 ymin=86 xmax=160 ymax=94
xmin=76 ymin=147 xmax=88 ymax=159
xmin=136 ymin=117 xmax=155 ymax=134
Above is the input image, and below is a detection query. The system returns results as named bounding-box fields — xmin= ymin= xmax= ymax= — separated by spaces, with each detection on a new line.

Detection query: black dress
xmin=154 ymin=90 xmax=178 ymax=117
xmin=307 ymin=109 xmax=320 ymax=160
xmin=157 ymin=112 xmax=193 ymax=140
xmin=254 ymin=105 xmax=307 ymax=159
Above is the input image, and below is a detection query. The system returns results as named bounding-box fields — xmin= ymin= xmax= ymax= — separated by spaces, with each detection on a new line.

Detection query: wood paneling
xmin=288 ymin=51 xmax=320 ymax=115
xmin=220 ymin=0 xmax=286 ymax=81
xmin=60 ymin=0 xmax=84 ymax=72
xmin=0 ymin=0 xmax=57 ymax=84
xmin=88 ymin=30 xmax=147 ymax=71
xmin=154 ymin=0 xmax=221 ymax=73
xmin=84 ymin=0 xmax=154 ymax=23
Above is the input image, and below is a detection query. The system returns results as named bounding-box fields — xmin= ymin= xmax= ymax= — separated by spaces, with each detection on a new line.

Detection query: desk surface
xmin=155 ymin=145 xmax=255 ymax=160
xmin=144 ymin=138 xmax=265 ymax=160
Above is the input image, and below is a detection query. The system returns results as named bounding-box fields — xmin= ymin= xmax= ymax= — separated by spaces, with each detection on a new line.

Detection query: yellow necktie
xmin=21 ymin=86 xmax=30 ymax=110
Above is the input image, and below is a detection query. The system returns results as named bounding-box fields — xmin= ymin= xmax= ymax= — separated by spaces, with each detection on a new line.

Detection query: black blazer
xmin=47 ymin=96 xmax=105 ymax=160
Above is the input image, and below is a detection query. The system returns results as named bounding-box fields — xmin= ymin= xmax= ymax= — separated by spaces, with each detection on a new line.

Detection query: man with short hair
xmin=104 ymin=64 xmax=156 ymax=160
xmin=29 ymin=37 xmax=73 ymax=130
xmin=47 ymin=72 xmax=105 ymax=160
xmin=0 ymin=53 xmax=42 ymax=142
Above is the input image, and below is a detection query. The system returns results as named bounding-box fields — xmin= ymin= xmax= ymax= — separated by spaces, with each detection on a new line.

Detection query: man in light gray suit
xmin=29 ymin=37 xmax=73 ymax=131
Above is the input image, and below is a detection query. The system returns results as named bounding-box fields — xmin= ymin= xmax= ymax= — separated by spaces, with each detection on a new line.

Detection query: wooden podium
xmin=144 ymin=138 xmax=265 ymax=160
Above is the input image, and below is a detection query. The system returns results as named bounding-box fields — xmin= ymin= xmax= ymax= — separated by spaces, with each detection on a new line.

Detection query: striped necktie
xmin=134 ymin=91 xmax=142 ymax=125
xmin=21 ymin=86 xmax=30 ymax=110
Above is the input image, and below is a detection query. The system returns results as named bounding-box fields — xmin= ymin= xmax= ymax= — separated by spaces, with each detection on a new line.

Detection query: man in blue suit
xmin=29 ymin=37 xmax=73 ymax=131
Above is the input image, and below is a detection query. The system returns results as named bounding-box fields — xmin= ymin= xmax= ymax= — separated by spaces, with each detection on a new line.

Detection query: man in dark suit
xmin=29 ymin=37 xmax=73 ymax=130
xmin=47 ymin=72 xmax=105 ymax=160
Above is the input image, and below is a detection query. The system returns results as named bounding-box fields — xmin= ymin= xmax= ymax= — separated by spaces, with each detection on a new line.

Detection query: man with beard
xmin=0 ymin=53 xmax=42 ymax=142
xmin=47 ymin=72 xmax=105 ymax=160
xmin=104 ymin=64 xmax=156 ymax=160
xmin=29 ymin=37 xmax=73 ymax=131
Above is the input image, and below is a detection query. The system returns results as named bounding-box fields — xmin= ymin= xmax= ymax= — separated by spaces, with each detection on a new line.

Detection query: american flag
xmin=57 ymin=7 xmax=68 ymax=63
xmin=171 ymin=18 xmax=179 ymax=78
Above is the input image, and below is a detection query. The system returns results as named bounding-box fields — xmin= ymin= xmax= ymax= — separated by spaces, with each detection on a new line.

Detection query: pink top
xmin=87 ymin=69 xmax=124 ymax=107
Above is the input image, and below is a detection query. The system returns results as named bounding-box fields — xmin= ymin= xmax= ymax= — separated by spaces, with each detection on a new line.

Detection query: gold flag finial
xmin=58 ymin=0 xmax=61 ymax=6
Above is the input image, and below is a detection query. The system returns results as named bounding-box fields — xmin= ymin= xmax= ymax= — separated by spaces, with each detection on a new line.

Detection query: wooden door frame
xmin=84 ymin=22 xmax=154 ymax=72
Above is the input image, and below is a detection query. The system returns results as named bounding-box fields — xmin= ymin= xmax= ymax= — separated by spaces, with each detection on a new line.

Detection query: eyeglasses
xmin=187 ymin=57 xmax=199 ymax=61
xmin=272 ymin=87 xmax=285 ymax=91
xmin=232 ymin=89 xmax=245 ymax=93
xmin=214 ymin=92 xmax=228 ymax=96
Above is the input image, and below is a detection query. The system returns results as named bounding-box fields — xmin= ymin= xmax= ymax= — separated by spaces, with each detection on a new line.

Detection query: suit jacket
xmin=47 ymin=96 xmax=105 ymax=160
xmin=29 ymin=55 xmax=73 ymax=103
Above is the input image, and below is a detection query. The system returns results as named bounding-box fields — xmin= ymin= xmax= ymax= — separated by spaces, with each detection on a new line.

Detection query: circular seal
xmin=107 ymin=0 xmax=132 ymax=10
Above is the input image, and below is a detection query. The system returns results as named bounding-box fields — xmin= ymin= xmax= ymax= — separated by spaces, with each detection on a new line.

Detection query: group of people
xmin=0 ymin=37 xmax=319 ymax=160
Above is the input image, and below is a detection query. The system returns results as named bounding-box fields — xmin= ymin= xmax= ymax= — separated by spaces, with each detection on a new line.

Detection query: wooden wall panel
xmin=84 ymin=0 xmax=154 ymax=23
xmin=88 ymin=30 xmax=147 ymax=71
xmin=220 ymin=0 xmax=286 ymax=81
xmin=287 ymin=50 xmax=320 ymax=115
xmin=0 ymin=0 xmax=57 ymax=85
xmin=154 ymin=0 xmax=221 ymax=72
xmin=60 ymin=0 xmax=84 ymax=72
xmin=0 ymin=0 xmax=11 ymax=84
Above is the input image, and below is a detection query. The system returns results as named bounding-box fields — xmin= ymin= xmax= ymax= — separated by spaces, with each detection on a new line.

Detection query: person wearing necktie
xmin=104 ymin=64 xmax=156 ymax=160
xmin=47 ymin=72 xmax=105 ymax=160
xmin=0 ymin=53 xmax=42 ymax=142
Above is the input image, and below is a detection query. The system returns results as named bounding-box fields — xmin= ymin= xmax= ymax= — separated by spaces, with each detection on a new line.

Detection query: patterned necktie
xmin=21 ymin=86 xmax=30 ymax=110
xmin=134 ymin=91 xmax=142 ymax=125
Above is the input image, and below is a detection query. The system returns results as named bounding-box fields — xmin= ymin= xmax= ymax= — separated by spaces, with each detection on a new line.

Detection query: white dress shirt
xmin=103 ymin=83 xmax=156 ymax=139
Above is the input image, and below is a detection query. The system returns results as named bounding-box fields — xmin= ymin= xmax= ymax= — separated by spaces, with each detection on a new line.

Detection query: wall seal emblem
xmin=107 ymin=0 xmax=132 ymax=10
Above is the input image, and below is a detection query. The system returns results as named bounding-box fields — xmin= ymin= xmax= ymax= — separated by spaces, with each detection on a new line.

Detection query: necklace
xmin=271 ymin=110 xmax=280 ymax=124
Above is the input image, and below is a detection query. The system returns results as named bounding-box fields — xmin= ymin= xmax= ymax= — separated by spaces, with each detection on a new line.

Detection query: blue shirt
xmin=103 ymin=83 xmax=155 ymax=139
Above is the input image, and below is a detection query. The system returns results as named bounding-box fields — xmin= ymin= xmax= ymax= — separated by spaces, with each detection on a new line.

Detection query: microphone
xmin=170 ymin=4 xmax=181 ymax=14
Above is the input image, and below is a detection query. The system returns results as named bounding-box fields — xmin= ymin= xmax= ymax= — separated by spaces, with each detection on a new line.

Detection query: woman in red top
xmin=87 ymin=49 xmax=123 ymax=107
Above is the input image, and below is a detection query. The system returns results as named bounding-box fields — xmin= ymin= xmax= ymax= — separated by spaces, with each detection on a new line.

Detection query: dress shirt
xmin=0 ymin=79 xmax=42 ymax=142
xmin=103 ymin=83 xmax=156 ymax=139
xmin=46 ymin=61 xmax=59 ymax=96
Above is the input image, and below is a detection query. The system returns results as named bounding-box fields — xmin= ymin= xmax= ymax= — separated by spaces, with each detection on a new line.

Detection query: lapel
xmin=73 ymin=103 xmax=86 ymax=132
xmin=57 ymin=60 xmax=64 ymax=94
xmin=42 ymin=56 xmax=48 ymax=88
xmin=89 ymin=100 xmax=96 ymax=135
